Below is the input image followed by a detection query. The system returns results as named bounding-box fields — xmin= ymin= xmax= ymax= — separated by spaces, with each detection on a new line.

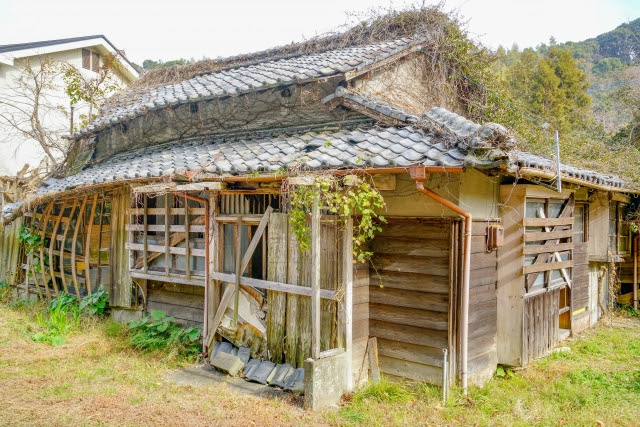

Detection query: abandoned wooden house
xmin=1 ymin=34 xmax=638 ymax=405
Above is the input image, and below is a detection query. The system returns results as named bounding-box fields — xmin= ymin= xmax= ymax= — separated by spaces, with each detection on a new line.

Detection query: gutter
xmin=409 ymin=165 xmax=470 ymax=394
xmin=515 ymin=167 xmax=638 ymax=194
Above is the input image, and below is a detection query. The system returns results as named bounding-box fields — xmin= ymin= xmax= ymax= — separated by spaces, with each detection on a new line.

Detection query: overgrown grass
xmin=1 ymin=299 xmax=639 ymax=426
xmin=128 ymin=310 xmax=202 ymax=357
xmin=334 ymin=315 xmax=640 ymax=426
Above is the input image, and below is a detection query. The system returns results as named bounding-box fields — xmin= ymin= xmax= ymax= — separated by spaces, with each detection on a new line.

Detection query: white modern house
xmin=0 ymin=35 xmax=139 ymax=177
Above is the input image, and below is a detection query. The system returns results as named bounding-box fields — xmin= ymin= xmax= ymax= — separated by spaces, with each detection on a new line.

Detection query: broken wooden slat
xmin=523 ymin=261 xmax=573 ymax=275
xmin=96 ymin=196 xmax=105 ymax=288
xmin=38 ymin=202 xmax=54 ymax=300
xmin=71 ymin=196 xmax=88 ymax=297
xmin=59 ymin=200 xmax=78 ymax=294
xmin=267 ymin=213 xmax=288 ymax=364
xmin=84 ymin=194 xmax=99 ymax=295
xmin=48 ymin=201 xmax=66 ymax=295
xmin=206 ymin=284 xmax=235 ymax=350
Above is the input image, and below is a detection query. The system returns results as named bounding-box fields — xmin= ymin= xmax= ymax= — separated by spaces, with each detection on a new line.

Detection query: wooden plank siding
xmin=146 ymin=282 xmax=204 ymax=328
xmin=368 ymin=218 xmax=453 ymax=385
xmin=522 ymin=287 xmax=560 ymax=366
xmin=571 ymin=242 xmax=590 ymax=334
xmin=467 ymin=220 xmax=499 ymax=382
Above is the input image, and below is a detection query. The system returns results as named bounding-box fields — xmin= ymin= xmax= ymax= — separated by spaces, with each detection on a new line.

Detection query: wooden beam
xmin=206 ymin=284 xmax=235 ymax=350
xmin=48 ymin=201 xmax=66 ymax=295
xmin=311 ymin=198 xmax=321 ymax=359
xmin=342 ymin=215 xmax=354 ymax=389
xmin=38 ymin=202 xmax=54 ymax=300
xmin=210 ymin=271 xmax=336 ymax=299
xmin=164 ymin=195 xmax=170 ymax=276
xmin=71 ymin=196 xmax=88 ymax=297
xmin=130 ymin=270 xmax=205 ymax=287
xmin=523 ymin=261 xmax=573 ymax=275
xmin=143 ymin=195 xmax=148 ymax=273
xmin=523 ymin=242 xmax=574 ymax=255
xmin=233 ymin=216 xmax=241 ymax=328
xmin=524 ymin=229 xmax=573 ymax=242
xmin=84 ymin=194 xmax=99 ymax=295
xmin=184 ymin=196 xmax=190 ymax=279
xmin=95 ymin=196 xmax=105 ymax=289
xmin=523 ymin=217 xmax=574 ymax=227
xmin=59 ymin=200 xmax=78 ymax=294
xmin=240 ymin=207 xmax=273 ymax=274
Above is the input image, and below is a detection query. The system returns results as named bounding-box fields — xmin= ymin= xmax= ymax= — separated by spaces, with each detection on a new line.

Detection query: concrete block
xmin=211 ymin=352 xmax=245 ymax=376
xmin=111 ymin=308 xmax=142 ymax=324
xmin=269 ymin=363 xmax=294 ymax=388
xmin=246 ymin=360 xmax=276 ymax=384
xmin=284 ymin=367 xmax=305 ymax=394
xmin=304 ymin=349 xmax=346 ymax=410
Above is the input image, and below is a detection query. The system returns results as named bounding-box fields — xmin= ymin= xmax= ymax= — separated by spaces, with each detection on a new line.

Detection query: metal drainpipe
xmin=634 ymin=234 xmax=639 ymax=311
xmin=175 ymin=192 xmax=210 ymax=355
xmin=413 ymin=180 xmax=471 ymax=394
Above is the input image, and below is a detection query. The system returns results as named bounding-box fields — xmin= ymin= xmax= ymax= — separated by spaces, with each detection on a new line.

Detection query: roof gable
xmin=75 ymin=37 xmax=423 ymax=138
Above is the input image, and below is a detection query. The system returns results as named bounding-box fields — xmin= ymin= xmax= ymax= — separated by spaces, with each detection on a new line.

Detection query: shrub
xmin=128 ymin=310 xmax=201 ymax=357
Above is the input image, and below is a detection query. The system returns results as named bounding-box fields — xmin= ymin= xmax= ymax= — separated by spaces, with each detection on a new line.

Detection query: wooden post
xmin=95 ymin=196 xmax=105 ymax=289
xmin=84 ymin=194 xmax=98 ymax=295
xmin=184 ymin=195 xmax=190 ymax=279
xmin=71 ymin=196 xmax=88 ymax=297
xmin=267 ymin=213 xmax=288 ymax=364
xmin=208 ymin=192 xmax=219 ymax=349
xmin=367 ymin=337 xmax=380 ymax=382
xmin=49 ymin=201 xmax=65 ymax=295
xmin=233 ymin=216 xmax=241 ymax=328
xmin=311 ymin=198 xmax=321 ymax=359
xmin=342 ymin=216 xmax=354 ymax=389
xmin=164 ymin=194 xmax=170 ymax=276
xmin=59 ymin=200 xmax=78 ymax=294
xmin=143 ymin=194 xmax=148 ymax=273
xmin=38 ymin=202 xmax=53 ymax=300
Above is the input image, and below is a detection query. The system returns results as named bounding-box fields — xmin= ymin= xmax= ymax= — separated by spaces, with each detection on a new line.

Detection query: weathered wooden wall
xmin=467 ymin=220 xmax=499 ymax=384
xmin=0 ymin=219 xmax=21 ymax=286
xmin=571 ymin=242 xmax=590 ymax=334
xmin=368 ymin=217 xmax=452 ymax=384
xmin=147 ymin=281 xmax=204 ymax=328
xmin=110 ymin=186 xmax=132 ymax=307
xmin=351 ymin=259 xmax=370 ymax=386
xmin=522 ymin=287 xmax=560 ymax=366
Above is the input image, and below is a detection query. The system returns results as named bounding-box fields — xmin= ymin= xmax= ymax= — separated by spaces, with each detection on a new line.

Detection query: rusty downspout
xmin=634 ymin=234 xmax=639 ymax=311
xmin=176 ymin=192 xmax=210 ymax=356
xmin=411 ymin=174 xmax=471 ymax=394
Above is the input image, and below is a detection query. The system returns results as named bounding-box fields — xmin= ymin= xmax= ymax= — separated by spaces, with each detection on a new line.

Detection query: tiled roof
xmin=75 ymin=38 xmax=420 ymax=137
xmin=38 ymin=121 xmax=505 ymax=197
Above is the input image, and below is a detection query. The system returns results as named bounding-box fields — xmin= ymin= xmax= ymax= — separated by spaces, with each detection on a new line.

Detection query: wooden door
xmin=368 ymin=218 xmax=452 ymax=384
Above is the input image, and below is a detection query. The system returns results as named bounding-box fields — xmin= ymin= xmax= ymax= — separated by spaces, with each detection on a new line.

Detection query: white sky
xmin=0 ymin=0 xmax=638 ymax=65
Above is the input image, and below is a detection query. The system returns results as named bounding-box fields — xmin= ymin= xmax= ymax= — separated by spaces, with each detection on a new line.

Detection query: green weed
xmin=351 ymin=379 xmax=413 ymax=404
xmin=128 ymin=310 xmax=201 ymax=357
xmin=32 ymin=293 xmax=81 ymax=346
xmin=79 ymin=285 xmax=109 ymax=316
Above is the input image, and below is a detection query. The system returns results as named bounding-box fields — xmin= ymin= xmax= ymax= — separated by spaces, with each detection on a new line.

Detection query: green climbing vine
xmin=18 ymin=225 xmax=48 ymax=275
xmin=288 ymin=175 xmax=386 ymax=262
